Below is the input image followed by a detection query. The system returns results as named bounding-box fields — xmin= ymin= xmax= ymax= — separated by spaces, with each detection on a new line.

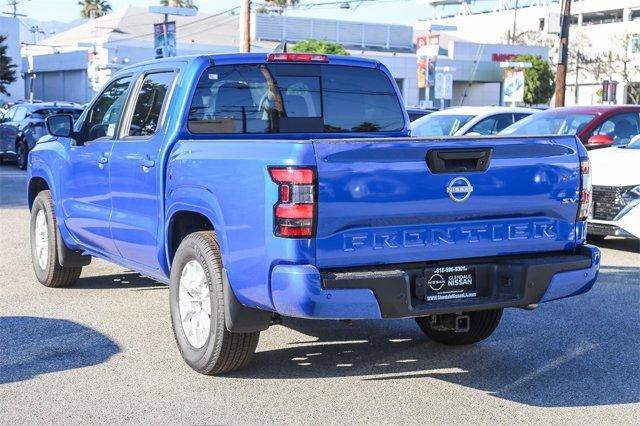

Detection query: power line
xmin=2 ymin=0 xmax=29 ymax=18
xmin=112 ymin=6 xmax=241 ymax=43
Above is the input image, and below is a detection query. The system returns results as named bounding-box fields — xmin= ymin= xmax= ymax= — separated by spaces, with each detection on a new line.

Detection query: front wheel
xmin=16 ymin=140 xmax=28 ymax=170
xmin=170 ymin=231 xmax=259 ymax=375
xmin=30 ymin=191 xmax=82 ymax=287
xmin=415 ymin=309 xmax=503 ymax=345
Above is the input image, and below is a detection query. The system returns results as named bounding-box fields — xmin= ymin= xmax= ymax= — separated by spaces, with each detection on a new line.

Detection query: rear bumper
xmin=270 ymin=245 xmax=600 ymax=319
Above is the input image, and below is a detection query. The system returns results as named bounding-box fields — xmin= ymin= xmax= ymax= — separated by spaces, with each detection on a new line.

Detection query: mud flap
xmin=56 ymin=227 xmax=91 ymax=267
xmin=222 ymin=268 xmax=272 ymax=333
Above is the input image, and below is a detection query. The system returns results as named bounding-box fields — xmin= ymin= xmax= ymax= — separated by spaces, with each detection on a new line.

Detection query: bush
xmin=291 ymin=39 xmax=349 ymax=56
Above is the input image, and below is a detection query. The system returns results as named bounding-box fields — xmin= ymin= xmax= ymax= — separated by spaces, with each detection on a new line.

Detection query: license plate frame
xmin=423 ymin=265 xmax=477 ymax=302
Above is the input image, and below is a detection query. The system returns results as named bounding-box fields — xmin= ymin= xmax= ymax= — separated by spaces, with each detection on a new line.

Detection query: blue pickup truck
xmin=27 ymin=53 xmax=600 ymax=375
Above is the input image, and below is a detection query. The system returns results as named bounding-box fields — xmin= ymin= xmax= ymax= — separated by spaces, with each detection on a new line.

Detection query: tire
xmin=170 ymin=231 xmax=259 ymax=375
xmin=16 ymin=140 xmax=28 ymax=170
xmin=415 ymin=309 xmax=503 ymax=345
xmin=30 ymin=190 xmax=82 ymax=287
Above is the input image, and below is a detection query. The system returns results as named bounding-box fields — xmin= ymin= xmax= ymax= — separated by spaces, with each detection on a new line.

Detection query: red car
xmin=500 ymin=105 xmax=640 ymax=149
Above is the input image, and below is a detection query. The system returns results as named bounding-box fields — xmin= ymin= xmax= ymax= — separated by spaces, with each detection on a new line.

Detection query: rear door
xmin=312 ymin=136 xmax=581 ymax=269
xmin=108 ymin=70 xmax=176 ymax=269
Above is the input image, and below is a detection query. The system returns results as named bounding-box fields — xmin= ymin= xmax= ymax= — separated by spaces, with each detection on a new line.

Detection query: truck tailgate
xmin=312 ymin=136 xmax=581 ymax=269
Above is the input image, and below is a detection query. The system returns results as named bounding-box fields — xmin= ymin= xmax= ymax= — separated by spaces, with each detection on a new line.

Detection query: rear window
xmin=188 ymin=64 xmax=404 ymax=134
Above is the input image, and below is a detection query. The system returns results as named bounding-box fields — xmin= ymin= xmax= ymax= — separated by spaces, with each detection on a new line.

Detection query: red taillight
xmin=269 ymin=167 xmax=316 ymax=238
xmin=578 ymin=157 xmax=591 ymax=221
xmin=267 ymin=53 xmax=328 ymax=63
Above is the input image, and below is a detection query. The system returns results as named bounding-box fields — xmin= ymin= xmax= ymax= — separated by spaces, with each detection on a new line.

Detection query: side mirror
xmin=46 ymin=114 xmax=73 ymax=138
xmin=586 ymin=134 xmax=613 ymax=149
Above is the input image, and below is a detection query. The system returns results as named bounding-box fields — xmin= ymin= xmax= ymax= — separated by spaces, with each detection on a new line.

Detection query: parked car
xmin=587 ymin=136 xmax=640 ymax=241
xmin=28 ymin=53 xmax=600 ymax=375
xmin=406 ymin=106 xmax=438 ymax=122
xmin=411 ymin=106 xmax=538 ymax=137
xmin=500 ymin=105 xmax=640 ymax=150
xmin=0 ymin=102 xmax=83 ymax=169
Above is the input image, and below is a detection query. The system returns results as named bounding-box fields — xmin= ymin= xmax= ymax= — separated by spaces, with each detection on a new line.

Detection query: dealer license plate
xmin=423 ymin=265 xmax=477 ymax=302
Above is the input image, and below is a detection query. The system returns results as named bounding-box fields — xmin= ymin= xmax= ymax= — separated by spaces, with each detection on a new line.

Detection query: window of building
xmin=581 ymin=9 xmax=623 ymax=26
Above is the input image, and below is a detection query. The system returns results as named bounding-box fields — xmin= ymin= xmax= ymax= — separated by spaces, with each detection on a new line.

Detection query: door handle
xmin=98 ymin=152 xmax=109 ymax=166
xmin=141 ymin=158 xmax=155 ymax=168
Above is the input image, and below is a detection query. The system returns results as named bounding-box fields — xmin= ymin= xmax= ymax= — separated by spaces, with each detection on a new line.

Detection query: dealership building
xmin=20 ymin=5 xmax=552 ymax=108
xmin=0 ymin=16 xmax=24 ymax=104
xmin=22 ymin=7 xmax=420 ymax=105
xmin=417 ymin=0 xmax=640 ymax=105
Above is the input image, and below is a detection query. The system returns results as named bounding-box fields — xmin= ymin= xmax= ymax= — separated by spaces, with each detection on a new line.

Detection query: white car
xmin=587 ymin=136 xmax=640 ymax=240
xmin=410 ymin=106 xmax=539 ymax=137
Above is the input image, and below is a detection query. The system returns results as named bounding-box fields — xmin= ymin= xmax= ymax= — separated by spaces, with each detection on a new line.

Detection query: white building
xmin=23 ymin=6 xmax=420 ymax=105
xmin=0 ymin=16 xmax=24 ymax=104
xmin=416 ymin=0 xmax=640 ymax=105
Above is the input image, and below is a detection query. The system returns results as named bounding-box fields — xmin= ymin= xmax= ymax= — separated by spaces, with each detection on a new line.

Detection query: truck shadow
xmin=72 ymin=272 xmax=166 ymax=290
xmin=594 ymin=238 xmax=640 ymax=253
xmin=0 ymin=162 xmax=27 ymax=209
xmin=232 ymin=266 xmax=639 ymax=408
xmin=0 ymin=316 xmax=120 ymax=384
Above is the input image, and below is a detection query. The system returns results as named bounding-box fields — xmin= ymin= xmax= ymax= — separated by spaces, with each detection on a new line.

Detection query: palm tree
xmin=78 ymin=0 xmax=112 ymax=19
xmin=259 ymin=0 xmax=300 ymax=15
xmin=160 ymin=0 xmax=198 ymax=9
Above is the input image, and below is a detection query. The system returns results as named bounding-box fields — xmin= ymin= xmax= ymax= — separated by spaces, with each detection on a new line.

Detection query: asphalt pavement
xmin=0 ymin=162 xmax=638 ymax=424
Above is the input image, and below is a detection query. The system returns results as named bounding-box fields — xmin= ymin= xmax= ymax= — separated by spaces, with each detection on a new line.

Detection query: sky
xmin=6 ymin=0 xmax=440 ymax=25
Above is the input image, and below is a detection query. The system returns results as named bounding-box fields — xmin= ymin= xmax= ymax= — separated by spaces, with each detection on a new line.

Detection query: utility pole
xmin=554 ymin=0 xmax=572 ymax=107
xmin=2 ymin=0 xmax=28 ymax=18
xmin=574 ymin=49 xmax=579 ymax=105
xmin=511 ymin=0 xmax=519 ymax=44
xmin=240 ymin=0 xmax=251 ymax=53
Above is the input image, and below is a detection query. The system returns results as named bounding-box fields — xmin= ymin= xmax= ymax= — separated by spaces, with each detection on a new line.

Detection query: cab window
xmin=80 ymin=76 xmax=132 ymax=143
xmin=126 ymin=71 xmax=175 ymax=138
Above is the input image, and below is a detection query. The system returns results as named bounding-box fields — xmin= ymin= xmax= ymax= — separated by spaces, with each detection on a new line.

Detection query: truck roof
xmin=120 ymin=52 xmax=381 ymax=73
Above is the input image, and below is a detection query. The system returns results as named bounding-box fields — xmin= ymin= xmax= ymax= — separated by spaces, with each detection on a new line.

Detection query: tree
xmin=514 ymin=54 xmax=554 ymax=105
xmin=257 ymin=1 xmax=299 ymax=15
xmin=78 ymin=0 xmax=112 ymax=19
xmin=291 ymin=39 xmax=349 ymax=56
xmin=160 ymin=0 xmax=198 ymax=9
xmin=610 ymin=32 xmax=640 ymax=104
xmin=0 ymin=35 xmax=17 ymax=97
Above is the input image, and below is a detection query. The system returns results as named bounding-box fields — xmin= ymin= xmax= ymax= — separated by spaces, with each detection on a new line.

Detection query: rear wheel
xmin=30 ymin=191 xmax=82 ymax=287
xmin=170 ymin=231 xmax=259 ymax=375
xmin=416 ymin=309 xmax=503 ymax=345
xmin=16 ymin=140 xmax=28 ymax=170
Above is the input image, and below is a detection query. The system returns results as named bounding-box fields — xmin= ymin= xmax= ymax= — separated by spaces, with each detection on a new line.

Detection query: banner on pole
xmin=154 ymin=21 xmax=176 ymax=59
